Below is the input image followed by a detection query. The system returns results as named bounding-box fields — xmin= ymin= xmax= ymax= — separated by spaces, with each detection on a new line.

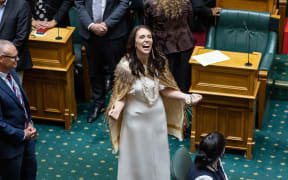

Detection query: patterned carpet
xmin=34 ymin=55 xmax=288 ymax=180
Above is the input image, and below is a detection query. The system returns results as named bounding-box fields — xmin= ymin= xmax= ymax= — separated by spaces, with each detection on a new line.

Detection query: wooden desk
xmin=216 ymin=0 xmax=277 ymax=13
xmin=23 ymin=27 xmax=76 ymax=130
xmin=189 ymin=46 xmax=261 ymax=160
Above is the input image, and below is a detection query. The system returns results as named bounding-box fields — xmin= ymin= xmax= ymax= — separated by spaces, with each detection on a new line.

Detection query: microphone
xmin=243 ymin=20 xmax=252 ymax=67
xmin=46 ymin=4 xmax=62 ymax=40
xmin=243 ymin=20 xmax=248 ymax=31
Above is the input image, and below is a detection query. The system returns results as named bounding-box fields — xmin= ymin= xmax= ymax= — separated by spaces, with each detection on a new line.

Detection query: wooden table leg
xmin=190 ymin=106 xmax=197 ymax=153
xmin=258 ymin=71 xmax=268 ymax=130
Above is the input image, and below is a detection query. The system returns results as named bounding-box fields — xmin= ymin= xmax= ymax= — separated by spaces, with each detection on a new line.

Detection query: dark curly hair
xmin=125 ymin=25 xmax=166 ymax=78
xmin=194 ymin=131 xmax=226 ymax=169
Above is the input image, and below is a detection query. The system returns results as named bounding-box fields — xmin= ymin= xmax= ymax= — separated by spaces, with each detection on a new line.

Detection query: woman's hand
xmin=211 ymin=7 xmax=222 ymax=16
xmin=108 ymin=105 xmax=121 ymax=120
xmin=108 ymin=98 xmax=126 ymax=120
xmin=185 ymin=93 xmax=202 ymax=105
xmin=32 ymin=20 xmax=45 ymax=29
xmin=45 ymin=20 xmax=57 ymax=29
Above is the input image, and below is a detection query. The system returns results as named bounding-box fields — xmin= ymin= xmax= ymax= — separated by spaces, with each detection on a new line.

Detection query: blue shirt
xmin=0 ymin=0 xmax=8 ymax=24
xmin=0 ymin=71 xmax=24 ymax=102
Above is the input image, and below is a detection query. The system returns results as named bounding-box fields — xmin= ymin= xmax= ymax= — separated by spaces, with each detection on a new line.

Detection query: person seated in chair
xmin=30 ymin=0 xmax=73 ymax=29
xmin=187 ymin=131 xmax=228 ymax=180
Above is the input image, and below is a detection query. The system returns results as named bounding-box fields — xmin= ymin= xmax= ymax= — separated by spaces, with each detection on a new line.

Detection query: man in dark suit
xmin=0 ymin=40 xmax=37 ymax=180
xmin=0 ymin=0 xmax=32 ymax=84
xmin=30 ymin=0 xmax=73 ymax=29
xmin=75 ymin=0 xmax=130 ymax=123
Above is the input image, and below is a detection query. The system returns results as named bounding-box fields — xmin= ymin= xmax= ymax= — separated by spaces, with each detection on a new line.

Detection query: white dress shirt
xmin=0 ymin=0 xmax=8 ymax=24
xmin=88 ymin=0 xmax=107 ymax=30
xmin=0 ymin=71 xmax=24 ymax=102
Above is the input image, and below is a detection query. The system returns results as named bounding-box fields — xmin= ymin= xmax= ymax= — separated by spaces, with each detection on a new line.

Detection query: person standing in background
xmin=0 ymin=0 xmax=32 ymax=84
xmin=0 ymin=40 xmax=37 ymax=180
xmin=190 ymin=0 xmax=221 ymax=46
xmin=75 ymin=0 xmax=130 ymax=123
xmin=144 ymin=0 xmax=194 ymax=92
xmin=30 ymin=0 xmax=74 ymax=29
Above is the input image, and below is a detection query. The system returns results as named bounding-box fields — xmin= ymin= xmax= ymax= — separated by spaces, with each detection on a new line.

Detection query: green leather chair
xmin=69 ymin=6 xmax=91 ymax=102
xmin=171 ymin=147 xmax=192 ymax=180
xmin=69 ymin=6 xmax=82 ymax=65
xmin=205 ymin=8 xmax=278 ymax=129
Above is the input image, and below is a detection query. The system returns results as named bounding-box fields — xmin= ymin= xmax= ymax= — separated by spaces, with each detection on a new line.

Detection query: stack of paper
xmin=192 ymin=50 xmax=230 ymax=66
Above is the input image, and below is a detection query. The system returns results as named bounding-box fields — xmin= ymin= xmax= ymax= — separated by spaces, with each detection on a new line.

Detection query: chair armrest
xmin=81 ymin=45 xmax=86 ymax=52
xmin=205 ymin=26 xmax=215 ymax=49
xmin=259 ymin=31 xmax=278 ymax=71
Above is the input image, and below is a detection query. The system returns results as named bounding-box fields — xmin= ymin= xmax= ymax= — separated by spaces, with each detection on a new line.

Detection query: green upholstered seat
xmin=171 ymin=147 xmax=192 ymax=180
xmin=205 ymin=8 xmax=278 ymax=71
xmin=69 ymin=6 xmax=82 ymax=65
xmin=68 ymin=6 xmax=91 ymax=102
xmin=68 ymin=6 xmax=85 ymax=100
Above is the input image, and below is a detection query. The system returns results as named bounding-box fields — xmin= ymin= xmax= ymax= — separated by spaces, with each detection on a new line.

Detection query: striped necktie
xmin=6 ymin=73 xmax=29 ymax=125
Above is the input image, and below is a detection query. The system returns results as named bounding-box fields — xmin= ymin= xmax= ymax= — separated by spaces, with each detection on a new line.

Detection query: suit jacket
xmin=0 ymin=0 xmax=32 ymax=71
xmin=0 ymin=69 xmax=34 ymax=159
xmin=190 ymin=0 xmax=215 ymax=32
xmin=75 ymin=0 xmax=130 ymax=40
xmin=30 ymin=0 xmax=73 ymax=27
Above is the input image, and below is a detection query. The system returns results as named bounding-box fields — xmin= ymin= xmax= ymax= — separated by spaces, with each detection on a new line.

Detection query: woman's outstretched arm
xmin=160 ymin=88 xmax=202 ymax=105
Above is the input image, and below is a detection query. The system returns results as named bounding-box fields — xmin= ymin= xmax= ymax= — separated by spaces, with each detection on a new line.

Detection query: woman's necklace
xmin=140 ymin=68 xmax=159 ymax=106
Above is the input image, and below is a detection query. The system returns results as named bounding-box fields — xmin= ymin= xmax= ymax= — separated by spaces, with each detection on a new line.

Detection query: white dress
xmin=117 ymin=76 xmax=170 ymax=180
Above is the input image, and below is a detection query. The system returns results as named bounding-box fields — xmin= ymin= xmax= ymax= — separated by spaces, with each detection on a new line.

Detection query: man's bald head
xmin=0 ymin=40 xmax=19 ymax=73
xmin=0 ymin=40 xmax=15 ymax=55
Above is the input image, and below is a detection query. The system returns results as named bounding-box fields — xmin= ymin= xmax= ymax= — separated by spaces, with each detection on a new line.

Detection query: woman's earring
xmin=151 ymin=48 xmax=155 ymax=59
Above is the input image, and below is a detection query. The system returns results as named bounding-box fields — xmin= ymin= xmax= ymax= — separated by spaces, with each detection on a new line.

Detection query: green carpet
xmin=33 ymin=98 xmax=288 ymax=180
xmin=34 ymin=55 xmax=288 ymax=180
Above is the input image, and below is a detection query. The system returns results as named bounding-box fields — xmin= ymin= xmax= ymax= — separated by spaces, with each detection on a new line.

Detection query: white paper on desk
xmin=192 ymin=50 xmax=230 ymax=66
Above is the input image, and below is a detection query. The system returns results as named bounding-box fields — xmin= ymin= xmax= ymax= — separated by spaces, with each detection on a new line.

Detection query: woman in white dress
xmin=106 ymin=25 xmax=202 ymax=180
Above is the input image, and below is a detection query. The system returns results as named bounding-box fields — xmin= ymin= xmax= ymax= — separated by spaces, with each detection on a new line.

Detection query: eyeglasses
xmin=1 ymin=54 xmax=18 ymax=60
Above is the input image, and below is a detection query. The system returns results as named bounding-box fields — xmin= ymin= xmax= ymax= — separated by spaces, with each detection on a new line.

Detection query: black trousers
xmin=0 ymin=140 xmax=37 ymax=180
xmin=166 ymin=48 xmax=193 ymax=93
xmin=83 ymin=35 xmax=127 ymax=105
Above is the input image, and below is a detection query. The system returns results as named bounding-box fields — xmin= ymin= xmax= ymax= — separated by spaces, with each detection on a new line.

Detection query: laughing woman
xmin=106 ymin=25 xmax=202 ymax=180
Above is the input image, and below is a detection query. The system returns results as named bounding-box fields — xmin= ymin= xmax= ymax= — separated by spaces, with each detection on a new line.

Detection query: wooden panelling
xmin=216 ymin=0 xmax=276 ymax=13
xmin=190 ymin=47 xmax=260 ymax=159
xmin=23 ymin=27 xmax=76 ymax=130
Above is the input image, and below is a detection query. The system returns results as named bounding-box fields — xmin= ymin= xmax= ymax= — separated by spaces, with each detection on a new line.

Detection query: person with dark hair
xmin=187 ymin=131 xmax=228 ymax=180
xmin=106 ymin=25 xmax=202 ymax=180
xmin=144 ymin=0 xmax=194 ymax=92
